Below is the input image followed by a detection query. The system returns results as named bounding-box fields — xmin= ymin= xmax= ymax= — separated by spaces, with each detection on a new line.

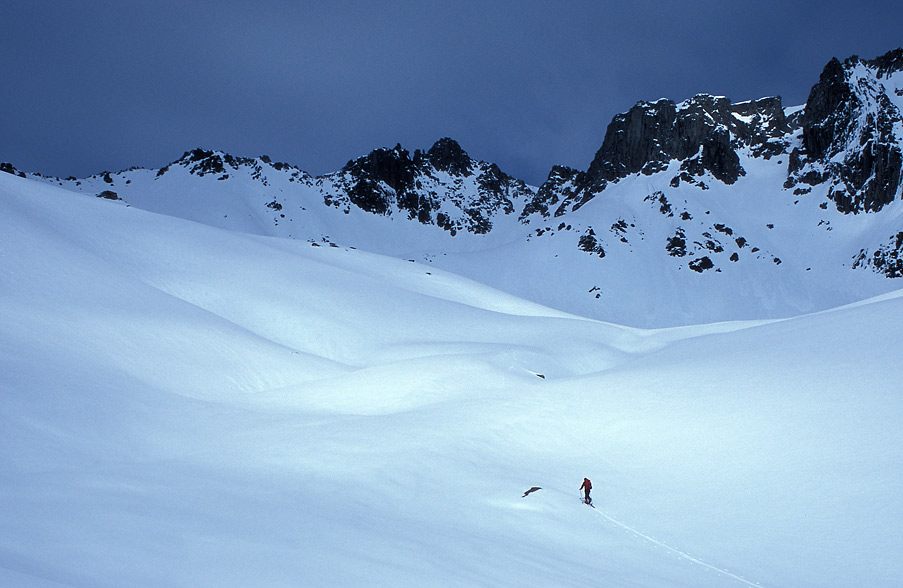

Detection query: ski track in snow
xmin=554 ymin=489 xmax=765 ymax=587
xmin=594 ymin=509 xmax=765 ymax=587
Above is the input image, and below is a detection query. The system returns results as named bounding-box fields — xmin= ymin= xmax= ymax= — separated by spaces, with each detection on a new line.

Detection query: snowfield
xmin=1 ymin=171 xmax=901 ymax=587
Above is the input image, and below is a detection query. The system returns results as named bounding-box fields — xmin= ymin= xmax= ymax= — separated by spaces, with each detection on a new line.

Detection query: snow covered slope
xmin=2 ymin=170 xmax=901 ymax=587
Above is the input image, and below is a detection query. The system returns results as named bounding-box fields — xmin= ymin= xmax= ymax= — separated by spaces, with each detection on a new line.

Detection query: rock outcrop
xmin=790 ymin=49 xmax=903 ymax=213
xmin=323 ymin=138 xmax=534 ymax=235
xmin=523 ymin=93 xmax=799 ymax=220
xmin=584 ymin=94 xmax=794 ymax=189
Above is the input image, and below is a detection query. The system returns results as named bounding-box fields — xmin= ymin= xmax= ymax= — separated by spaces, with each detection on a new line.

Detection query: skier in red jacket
xmin=580 ymin=478 xmax=592 ymax=504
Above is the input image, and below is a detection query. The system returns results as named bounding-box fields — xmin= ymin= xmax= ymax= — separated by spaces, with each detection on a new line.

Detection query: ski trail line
xmin=594 ymin=507 xmax=764 ymax=587
xmin=549 ymin=488 xmax=764 ymax=587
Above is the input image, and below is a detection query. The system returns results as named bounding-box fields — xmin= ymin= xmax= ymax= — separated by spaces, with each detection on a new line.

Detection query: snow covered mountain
xmin=3 ymin=49 xmax=903 ymax=588
xmin=5 ymin=49 xmax=903 ymax=326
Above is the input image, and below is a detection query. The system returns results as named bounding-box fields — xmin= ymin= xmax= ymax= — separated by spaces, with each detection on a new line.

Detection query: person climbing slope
xmin=580 ymin=477 xmax=592 ymax=505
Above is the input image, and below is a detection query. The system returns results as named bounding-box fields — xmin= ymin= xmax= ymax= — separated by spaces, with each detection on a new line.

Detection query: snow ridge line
xmin=591 ymin=506 xmax=765 ymax=588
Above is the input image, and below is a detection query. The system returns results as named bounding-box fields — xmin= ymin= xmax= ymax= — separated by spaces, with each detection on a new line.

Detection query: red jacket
xmin=580 ymin=478 xmax=592 ymax=490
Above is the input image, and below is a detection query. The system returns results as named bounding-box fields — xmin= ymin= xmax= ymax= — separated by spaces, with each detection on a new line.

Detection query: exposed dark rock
xmin=0 ymin=162 xmax=26 ymax=178
xmin=426 ymin=138 xmax=473 ymax=176
xmin=729 ymin=96 xmax=796 ymax=158
xmin=342 ymin=145 xmax=416 ymax=215
xmin=666 ymin=229 xmax=688 ymax=257
xmin=802 ymin=58 xmax=857 ymax=162
xmin=522 ymin=166 xmax=588 ymax=220
xmin=583 ymin=93 xmax=789 ymax=192
xmin=436 ymin=212 xmax=456 ymax=236
xmin=331 ymin=139 xmax=531 ymax=233
xmin=871 ymin=48 xmax=903 ymax=77
xmin=700 ymin=127 xmax=743 ymax=184
xmin=610 ymin=219 xmax=629 ymax=243
xmin=586 ymin=98 xmax=679 ymax=184
xmin=346 ymin=144 xmax=416 ymax=195
xmin=689 ymin=256 xmax=714 ymax=272
xmin=578 ymin=228 xmax=606 ymax=257
xmin=162 ymin=148 xmax=259 ymax=178
xmin=794 ymin=49 xmax=903 ymax=213
xmin=477 ymin=164 xmax=517 ymax=213
xmin=644 ymin=191 xmax=673 ymax=216
xmin=854 ymin=231 xmax=903 ymax=277
xmin=699 ymin=238 xmax=724 ymax=253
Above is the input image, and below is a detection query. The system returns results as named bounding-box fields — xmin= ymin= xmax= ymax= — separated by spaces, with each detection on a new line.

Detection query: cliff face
xmin=585 ymin=94 xmax=793 ymax=187
xmin=791 ymin=49 xmax=903 ymax=213
xmin=522 ymin=93 xmax=798 ymax=220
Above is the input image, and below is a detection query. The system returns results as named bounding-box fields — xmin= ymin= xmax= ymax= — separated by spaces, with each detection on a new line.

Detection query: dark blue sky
xmin=2 ymin=1 xmax=901 ymax=185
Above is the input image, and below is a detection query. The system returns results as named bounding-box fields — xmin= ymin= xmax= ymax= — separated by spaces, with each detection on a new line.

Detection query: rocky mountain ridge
xmin=8 ymin=48 xmax=902 ymax=235
xmin=322 ymin=138 xmax=533 ymax=235
xmin=4 ymin=48 xmax=903 ymax=325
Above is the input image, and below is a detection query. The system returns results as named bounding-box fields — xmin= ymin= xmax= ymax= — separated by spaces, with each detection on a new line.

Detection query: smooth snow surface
xmin=1 ymin=172 xmax=901 ymax=587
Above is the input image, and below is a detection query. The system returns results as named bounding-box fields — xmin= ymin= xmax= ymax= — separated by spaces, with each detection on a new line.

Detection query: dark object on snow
xmin=580 ymin=478 xmax=592 ymax=505
xmin=97 ymin=190 xmax=120 ymax=200
xmin=522 ymin=486 xmax=542 ymax=497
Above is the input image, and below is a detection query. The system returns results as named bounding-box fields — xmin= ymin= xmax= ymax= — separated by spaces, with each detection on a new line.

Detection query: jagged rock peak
xmin=344 ymin=138 xmax=476 ymax=179
xmin=854 ymin=47 xmax=903 ymax=77
xmin=793 ymin=48 xmax=903 ymax=213
xmin=800 ymin=58 xmax=856 ymax=162
xmin=341 ymin=143 xmax=418 ymax=210
xmin=425 ymin=137 xmax=473 ymax=176
xmin=325 ymin=138 xmax=534 ymax=233
xmin=802 ymin=48 xmax=903 ymax=161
